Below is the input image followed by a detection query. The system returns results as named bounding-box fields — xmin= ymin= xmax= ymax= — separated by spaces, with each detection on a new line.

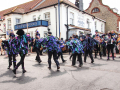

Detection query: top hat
xmin=48 ymin=32 xmax=52 ymax=36
xmin=16 ymin=29 xmax=25 ymax=36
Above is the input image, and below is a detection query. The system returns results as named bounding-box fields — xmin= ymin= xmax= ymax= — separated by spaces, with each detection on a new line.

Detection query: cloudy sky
xmin=0 ymin=0 xmax=120 ymax=13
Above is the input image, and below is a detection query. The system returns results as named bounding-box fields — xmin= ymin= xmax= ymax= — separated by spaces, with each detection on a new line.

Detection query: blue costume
xmin=67 ymin=36 xmax=84 ymax=67
xmin=43 ymin=32 xmax=60 ymax=70
xmin=83 ymin=34 xmax=97 ymax=63
xmin=13 ymin=29 xmax=31 ymax=74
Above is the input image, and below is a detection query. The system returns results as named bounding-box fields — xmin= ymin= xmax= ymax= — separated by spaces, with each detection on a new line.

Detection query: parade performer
xmin=106 ymin=33 xmax=116 ymax=60
xmin=117 ymin=33 xmax=120 ymax=54
xmin=83 ymin=33 xmax=97 ymax=63
xmin=93 ymin=30 xmax=103 ymax=59
xmin=13 ymin=29 xmax=31 ymax=74
xmin=67 ymin=35 xmax=84 ymax=67
xmin=43 ymin=32 xmax=60 ymax=70
xmin=2 ymin=33 xmax=17 ymax=69
xmin=101 ymin=34 xmax=107 ymax=56
xmin=34 ymin=31 xmax=42 ymax=63
xmin=57 ymin=38 xmax=66 ymax=63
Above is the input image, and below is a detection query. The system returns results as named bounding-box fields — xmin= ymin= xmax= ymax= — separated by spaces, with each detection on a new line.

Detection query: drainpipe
xmin=54 ymin=5 xmax=57 ymax=37
xmin=66 ymin=5 xmax=69 ymax=39
xmin=58 ymin=0 xmax=60 ymax=38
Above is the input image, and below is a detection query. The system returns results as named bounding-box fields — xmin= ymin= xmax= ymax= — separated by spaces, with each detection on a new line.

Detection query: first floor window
xmin=8 ymin=19 xmax=11 ymax=29
xmin=16 ymin=18 xmax=21 ymax=24
xmin=44 ymin=12 xmax=50 ymax=25
xmin=70 ymin=12 xmax=74 ymax=25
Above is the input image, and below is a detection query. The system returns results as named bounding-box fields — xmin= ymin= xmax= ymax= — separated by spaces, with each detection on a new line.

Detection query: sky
xmin=0 ymin=0 xmax=120 ymax=14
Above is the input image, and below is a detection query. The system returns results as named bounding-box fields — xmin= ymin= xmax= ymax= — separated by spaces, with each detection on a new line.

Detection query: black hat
xmin=16 ymin=29 xmax=24 ymax=36
xmin=36 ymin=31 xmax=40 ymax=37
xmin=95 ymin=30 xmax=98 ymax=32
xmin=48 ymin=32 xmax=52 ymax=35
xmin=10 ymin=33 xmax=15 ymax=37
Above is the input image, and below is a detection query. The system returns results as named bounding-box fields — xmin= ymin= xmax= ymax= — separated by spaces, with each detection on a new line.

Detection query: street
xmin=0 ymin=53 xmax=120 ymax=90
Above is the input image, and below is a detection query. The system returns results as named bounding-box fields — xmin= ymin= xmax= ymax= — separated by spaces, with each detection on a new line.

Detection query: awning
xmin=68 ymin=25 xmax=91 ymax=31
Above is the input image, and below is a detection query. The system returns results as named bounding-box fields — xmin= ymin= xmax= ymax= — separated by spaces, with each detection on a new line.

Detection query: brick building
xmin=85 ymin=0 xmax=120 ymax=33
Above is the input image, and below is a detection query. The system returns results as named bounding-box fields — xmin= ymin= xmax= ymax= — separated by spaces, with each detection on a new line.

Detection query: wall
xmin=85 ymin=0 xmax=118 ymax=33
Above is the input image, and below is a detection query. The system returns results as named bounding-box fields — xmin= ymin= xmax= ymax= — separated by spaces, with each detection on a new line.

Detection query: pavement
xmin=0 ymin=52 xmax=120 ymax=90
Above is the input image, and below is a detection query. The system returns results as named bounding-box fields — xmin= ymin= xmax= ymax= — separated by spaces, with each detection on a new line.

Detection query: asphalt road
xmin=0 ymin=53 xmax=120 ymax=90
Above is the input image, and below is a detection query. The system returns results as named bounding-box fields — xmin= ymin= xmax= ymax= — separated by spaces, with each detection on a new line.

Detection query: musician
xmin=101 ymin=34 xmax=107 ymax=56
xmin=67 ymin=35 xmax=84 ymax=67
xmin=117 ymin=33 xmax=120 ymax=54
xmin=106 ymin=33 xmax=116 ymax=60
xmin=93 ymin=30 xmax=103 ymax=59
xmin=83 ymin=33 xmax=97 ymax=63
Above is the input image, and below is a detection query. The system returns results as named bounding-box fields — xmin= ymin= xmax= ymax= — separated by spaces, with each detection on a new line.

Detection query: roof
xmin=0 ymin=0 xmax=43 ymax=18
xmin=0 ymin=0 xmax=78 ymax=19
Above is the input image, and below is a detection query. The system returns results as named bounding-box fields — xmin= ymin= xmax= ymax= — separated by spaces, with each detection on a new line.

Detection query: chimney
xmin=75 ymin=0 xmax=83 ymax=11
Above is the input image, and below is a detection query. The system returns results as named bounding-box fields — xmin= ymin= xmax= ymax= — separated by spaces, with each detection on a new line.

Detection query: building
xmin=85 ymin=0 xmax=120 ymax=33
xmin=0 ymin=0 xmax=105 ymax=40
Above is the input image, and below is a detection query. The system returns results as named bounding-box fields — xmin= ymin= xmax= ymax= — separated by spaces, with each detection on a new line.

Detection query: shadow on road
xmin=0 ymin=69 xmax=21 ymax=78
xmin=69 ymin=66 xmax=89 ymax=72
xmin=43 ymin=69 xmax=67 ymax=78
xmin=0 ymin=74 xmax=36 ymax=84
xmin=32 ymin=63 xmax=47 ymax=68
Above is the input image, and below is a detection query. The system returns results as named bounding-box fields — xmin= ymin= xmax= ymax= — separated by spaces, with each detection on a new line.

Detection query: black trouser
xmin=58 ymin=52 xmax=64 ymax=61
xmin=15 ymin=54 xmax=26 ymax=70
xmin=70 ymin=54 xmax=73 ymax=59
xmin=8 ymin=54 xmax=16 ymax=68
xmin=35 ymin=48 xmax=41 ymax=62
xmin=48 ymin=50 xmax=59 ymax=68
xmin=84 ymin=49 xmax=94 ymax=62
xmin=72 ymin=53 xmax=82 ymax=65
xmin=94 ymin=45 xmax=102 ymax=58
xmin=103 ymin=46 xmax=106 ymax=56
xmin=107 ymin=44 xmax=114 ymax=59
xmin=39 ymin=49 xmax=43 ymax=55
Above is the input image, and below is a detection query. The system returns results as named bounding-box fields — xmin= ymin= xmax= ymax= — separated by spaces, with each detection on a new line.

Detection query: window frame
xmin=44 ymin=12 xmax=51 ymax=25
xmin=70 ymin=12 xmax=74 ymax=25
xmin=91 ymin=7 xmax=100 ymax=13
xmin=7 ymin=19 xmax=11 ymax=30
xmin=33 ymin=15 xmax=36 ymax=21
xmin=16 ymin=18 xmax=21 ymax=24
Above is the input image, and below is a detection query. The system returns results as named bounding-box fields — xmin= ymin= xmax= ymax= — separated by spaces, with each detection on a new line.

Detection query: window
xmin=95 ymin=21 xmax=97 ymax=30
xmin=33 ymin=15 xmax=36 ymax=21
xmin=92 ymin=8 xmax=100 ymax=13
xmin=101 ymin=24 xmax=103 ymax=32
xmin=44 ymin=12 xmax=50 ymax=24
xmin=87 ymin=19 xmax=90 ymax=29
xmin=70 ymin=12 xmax=74 ymax=25
xmin=8 ymin=19 xmax=11 ymax=29
xmin=16 ymin=18 xmax=21 ymax=24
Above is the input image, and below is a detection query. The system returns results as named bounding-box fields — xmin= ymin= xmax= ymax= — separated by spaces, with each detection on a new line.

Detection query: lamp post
xmin=58 ymin=0 xmax=60 ymax=38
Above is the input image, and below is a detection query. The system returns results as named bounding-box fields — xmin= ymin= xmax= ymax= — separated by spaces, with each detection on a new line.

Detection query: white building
xmin=0 ymin=0 xmax=105 ymax=40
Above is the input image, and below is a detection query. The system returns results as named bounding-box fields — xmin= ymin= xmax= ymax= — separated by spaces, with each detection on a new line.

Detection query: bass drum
xmin=62 ymin=45 xmax=66 ymax=52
